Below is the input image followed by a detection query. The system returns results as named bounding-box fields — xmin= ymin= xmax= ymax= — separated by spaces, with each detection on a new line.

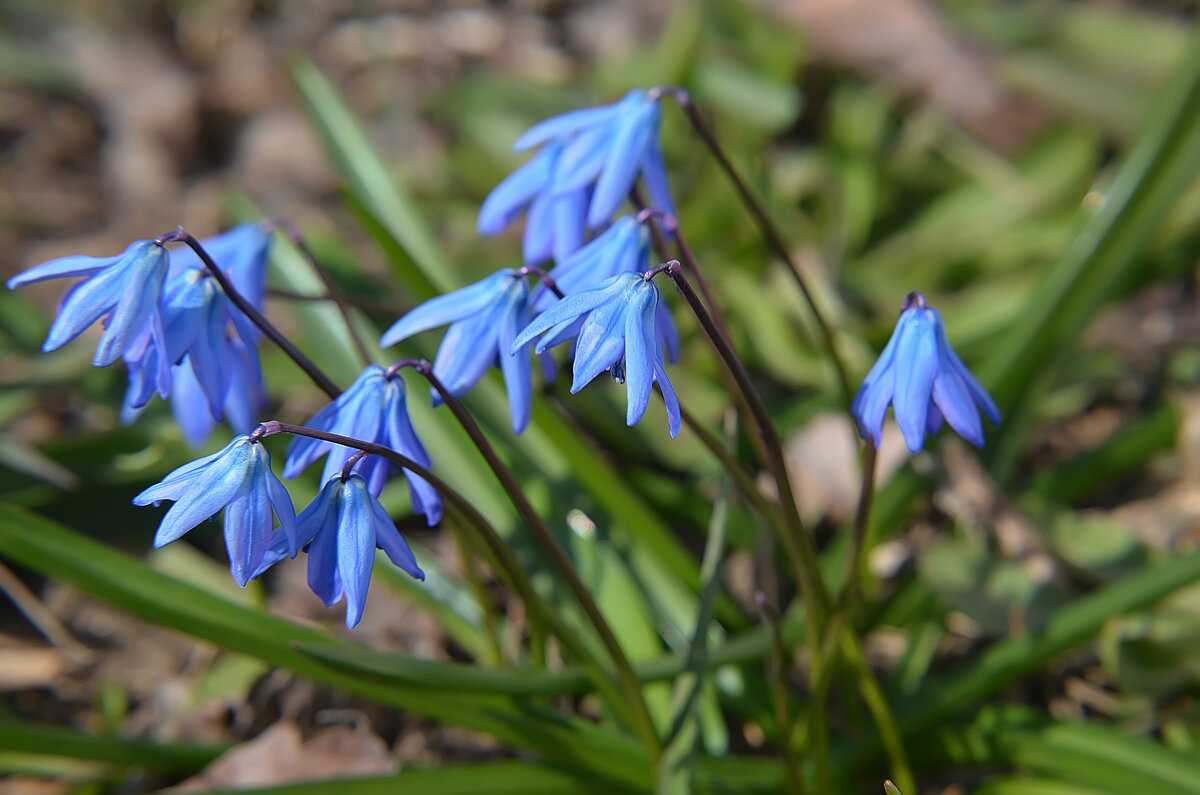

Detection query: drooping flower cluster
xmin=384 ymin=88 xmax=686 ymax=438
xmin=851 ymin=291 xmax=999 ymax=452
xmin=283 ymin=365 xmax=443 ymax=526
xmin=8 ymin=224 xmax=273 ymax=447
xmin=478 ymin=89 xmax=675 ymax=265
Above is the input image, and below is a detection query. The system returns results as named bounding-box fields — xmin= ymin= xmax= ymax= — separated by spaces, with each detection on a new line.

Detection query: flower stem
xmin=402 ymin=362 xmax=662 ymax=762
xmin=256 ymin=420 xmax=638 ymax=731
xmin=656 ymin=88 xmax=853 ymax=405
xmin=662 ymin=262 xmax=830 ymax=631
xmin=837 ymin=444 xmax=877 ymax=612
xmin=158 ymin=229 xmax=343 ymax=400
xmin=266 ymin=218 xmax=374 ymax=366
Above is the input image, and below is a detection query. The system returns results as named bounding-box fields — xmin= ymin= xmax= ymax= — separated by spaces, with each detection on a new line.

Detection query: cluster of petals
xmin=283 ymin=365 xmax=443 ymax=526
xmin=852 ymin=292 xmax=1000 ymax=452
xmin=513 ymin=271 xmax=681 ymax=437
xmin=133 ymin=435 xmax=297 ymax=587
xmin=478 ymin=89 xmax=675 ymax=265
xmin=380 ymin=269 xmax=538 ymax=434
xmin=256 ymin=472 xmax=425 ymax=628
xmin=8 ymin=224 xmax=273 ymax=447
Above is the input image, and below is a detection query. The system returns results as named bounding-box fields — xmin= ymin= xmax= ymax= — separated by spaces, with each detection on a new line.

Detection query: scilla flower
xmin=535 ymin=214 xmax=680 ymax=363
xmin=8 ymin=239 xmax=169 ymax=373
xmin=284 ymin=366 xmax=442 ymax=525
xmin=133 ymin=434 xmax=298 ymax=586
xmin=380 ymin=270 xmax=536 ymax=434
xmin=479 ymin=89 xmax=675 ymax=262
xmin=513 ymin=271 xmax=681 ymax=437
xmin=257 ymin=471 xmax=425 ymax=628
xmin=852 ymin=291 xmax=1000 ymax=452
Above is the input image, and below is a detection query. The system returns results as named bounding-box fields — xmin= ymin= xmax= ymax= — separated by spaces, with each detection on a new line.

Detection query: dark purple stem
xmin=266 ymin=218 xmax=374 ymax=365
xmin=653 ymin=87 xmax=852 ymax=404
xmin=516 ymin=266 xmax=565 ymax=299
xmin=155 ymin=229 xmax=342 ymax=400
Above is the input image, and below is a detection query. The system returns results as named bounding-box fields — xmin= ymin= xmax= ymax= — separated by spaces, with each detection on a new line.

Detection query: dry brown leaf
xmin=171 ymin=721 xmax=396 ymax=791
xmin=754 ymin=0 xmax=1045 ymax=151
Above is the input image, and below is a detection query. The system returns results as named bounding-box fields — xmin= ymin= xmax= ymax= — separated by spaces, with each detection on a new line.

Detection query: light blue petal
xmin=655 ymin=299 xmax=680 ymax=364
xmin=221 ymin=339 xmax=265 ymax=435
xmin=535 ymin=316 xmax=584 ymax=354
xmin=338 ymin=476 xmax=379 ymax=628
xmin=478 ymin=145 xmax=558 ymax=236
xmin=639 ymin=138 xmax=677 ymax=221
xmin=43 ymin=265 xmax=128 ymax=353
xmin=622 ymin=285 xmax=658 ymax=426
xmin=936 ymin=315 xmax=1000 ymax=424
xmin=588 ymin=96 xmax=658 ymax=227
xmin=300 ymin=478 xmax=344 ymax=604
xmin=380 ymin=270 xmax=515 ymax=347
xmin=149 ymin=440 xmax=253 ymax=547
xmin=551 ymin=126 xmax=611 ymax=195
xmin=431 ymin=312 xmax=501 ymax=398
xmin=93 ymin=242 xmax=168 ymax=367
xmin=654 ymin=359 xmax=681 ymax=438
xmin=133 ymin=437 xmax=240 ymax=504
xmin=512 ymin=273 xmax=635 ymax=353
xmin=370 ymin=495 xmax=424 ymax=580
xmin=263 ymin=459 xmax=299 ymax=556
xmin=498 ymin=281 xmax=533 ymax=434
xmin=512 ymin=104 xmax=621 ymax=151
xmin=316 ymin=371 xmax=388 ymax=485
xmin=522 ymin=187 xmax=555 ymax=265
xmin=570 ymin=285 xmax=632 ymax=391
xmin=551 ymin=189 xmax=588 ymax=263
xmin=932 ymin=365 xmax=983 ymax=446
xmin=892 ymin=308 xmax=939 ymax=452
xmin=169 ymin=362 xmax=216 ymax=448
xmin=224 ymin=454 xmax=274 ymax=587
xmin=7 ymin=252 xmax=115 ymax=289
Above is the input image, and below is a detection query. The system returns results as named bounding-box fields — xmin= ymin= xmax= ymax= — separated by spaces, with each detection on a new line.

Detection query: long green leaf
xmin=236 ymin=761 xmax=615 ymax=795
xmin=0 ymin=503 xmax=651 ymax=789
xmin=0 ymin=718 xmax=223 ymax=774
xmin=982 ymin=25 xmax=1200 ymax=479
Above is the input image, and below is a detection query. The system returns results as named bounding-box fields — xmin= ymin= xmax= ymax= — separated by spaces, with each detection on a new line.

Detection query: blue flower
xmin=283 ymin=366 xmax=443 ymax=526
xmin=133 ymin=435 xmax=298 ymax=586
xmin=380 ymin=270 xmax=537 ymax=435
xmin=8 ymin=239 xmax=169 ymax=370
xmin=121 ymin=225 xmax=272 ymax=445
xmin=258 ymin=472 xmax=425 ymax=628
xmin=478 ymin=89 xmax=676 ymax=262
xmin=512 ymin=271 xmax=681 ymax=437
xmin=535 ymin=214 xmax=680 ymax=363
xmin=851 ymin=291 xmax=1000 ymax=452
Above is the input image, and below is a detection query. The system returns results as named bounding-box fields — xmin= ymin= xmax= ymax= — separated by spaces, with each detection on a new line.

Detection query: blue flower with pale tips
xmin=283 ymin=365 xmax=442 ymax=526
xmin=133 ymin=434 xmax=298 ymax=586
xmin=851 ymin=291 xmax=1000 ymax=452
xmin=256 ymin=471 xmax=425 ymax=629
xmin=479 ymin=89 xmax=676 ymax=262
xmin=380 ymin=269 xmax=537 ymax=435
xmin=8 ymin=239 xmax=170 ymax=376
xmin=536 ymin=214 xmax=680 ymax=363
xmin=513 ymin=271 xmax=681 ymax=437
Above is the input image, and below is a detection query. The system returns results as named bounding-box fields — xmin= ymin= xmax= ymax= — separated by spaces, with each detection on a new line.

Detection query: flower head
xmin=852 ymin=291 xmax=1000 ymax=452
xmin=8 ymin=239 xmax=169 ymax=369
xmin=536 ymin=214 xmax=680 ymax=363
xmin=283 ymin=366 xmax=442 ymax=525
xmin=258 ymin=471 xmax=424 ymax=628
xmin=119 ymin=225 xmax=272 ymax=445
xmin=133 ymin=434 xmax=297 ymax=586
xmin=513 ymin=271 xmax=681 ymax=437
xmin=380 ymin=270 xmax=537 ymax=434
xmin=478 ymin=89 xmax=675 ymax=263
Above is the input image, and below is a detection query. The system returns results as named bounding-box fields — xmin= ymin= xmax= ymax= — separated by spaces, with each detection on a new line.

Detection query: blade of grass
xmin=981 ymin=25 xmax=1200 ymax=481
xmin=0 ymin=718 xmax=223 ymax=775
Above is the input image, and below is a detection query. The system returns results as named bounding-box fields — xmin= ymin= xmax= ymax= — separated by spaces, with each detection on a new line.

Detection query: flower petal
xmin=512 ymin=104 xmax=621 ymax=151
xmin=891 ymin=308 xmax=939 ymax=452
xmin=381 ymin=270 xmax=515 ymax=347
xmin=338 ymin=476 xmax=379 ymax=628
xmin=370 ymin=495 xmax=425 ymax=581
xmin=622 ymin=285 xmax=658 ymax=427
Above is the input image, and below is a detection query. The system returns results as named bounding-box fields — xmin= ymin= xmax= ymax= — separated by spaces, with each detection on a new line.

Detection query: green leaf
xmin=291 ymin=59 xmax=455 ymax=294
xmin=0 ymin=718 xmax=223 ymax=774
xmin=0 ymin=503 xmax=652 ymax=789
xmin=233 ymin=761 xmax=616 ymax=795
